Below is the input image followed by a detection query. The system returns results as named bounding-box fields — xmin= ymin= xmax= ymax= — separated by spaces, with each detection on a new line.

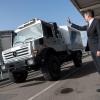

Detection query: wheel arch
xmin=36 ymin=47 xmax=58 ymax=65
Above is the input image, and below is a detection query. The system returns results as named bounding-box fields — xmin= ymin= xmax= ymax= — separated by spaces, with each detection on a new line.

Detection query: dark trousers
xmin=88 ymin=37 xmax=100 ymax=74
xmin=91 ymin=52 xmax=100 ymax=74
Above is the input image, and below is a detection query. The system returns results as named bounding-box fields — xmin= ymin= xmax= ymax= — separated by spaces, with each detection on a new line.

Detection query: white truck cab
xmin=2 ymin=18 xmax=83 ymax=83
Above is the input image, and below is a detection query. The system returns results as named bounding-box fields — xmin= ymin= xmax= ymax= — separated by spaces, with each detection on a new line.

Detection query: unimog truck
xmin=2 ymin=18 xmax=84 ymax=83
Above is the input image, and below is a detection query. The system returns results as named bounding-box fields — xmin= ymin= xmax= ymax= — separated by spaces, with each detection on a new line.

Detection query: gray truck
xmin=2 ymin=18 xmax=84 ymax=83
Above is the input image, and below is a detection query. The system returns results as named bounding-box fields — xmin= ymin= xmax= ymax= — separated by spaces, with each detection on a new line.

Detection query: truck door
xmin=42 ymin=22 xmax=66 ymax=51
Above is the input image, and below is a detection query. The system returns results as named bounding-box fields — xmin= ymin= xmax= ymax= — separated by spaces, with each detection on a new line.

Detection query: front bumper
xmin=5 ymin=57 xmax=35 ymax=70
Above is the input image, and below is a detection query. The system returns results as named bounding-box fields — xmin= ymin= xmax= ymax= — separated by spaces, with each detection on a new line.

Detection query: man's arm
xmin=71 ymin=23 xmax=87 ymax=31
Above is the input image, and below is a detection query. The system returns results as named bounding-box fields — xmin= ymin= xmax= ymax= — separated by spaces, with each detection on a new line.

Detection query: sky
xmin=0 ymin=0 xmax=87 ymax=30
xmin=0 ymin=0 xmax=87 ymax=45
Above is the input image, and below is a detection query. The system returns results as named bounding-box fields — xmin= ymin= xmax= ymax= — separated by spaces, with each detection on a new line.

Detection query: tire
xmin=9 ymin=70 xmax=28 ymax=83
xmin=72 ymin=51 xmax=82 ymax=68
xmin=41 ymin=55 xmax=61 ymax=81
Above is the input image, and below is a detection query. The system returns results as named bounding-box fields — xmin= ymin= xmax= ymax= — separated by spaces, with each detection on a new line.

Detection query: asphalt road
xmin=0 ymin=55 xmax=100 ymax=100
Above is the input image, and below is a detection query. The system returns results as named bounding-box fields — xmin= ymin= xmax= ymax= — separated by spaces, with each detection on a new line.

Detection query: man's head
xmin=83 ymin=10 xmax=94 ymax=22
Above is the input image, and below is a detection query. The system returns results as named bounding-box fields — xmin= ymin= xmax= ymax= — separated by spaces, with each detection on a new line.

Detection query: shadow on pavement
xmin=61 ymin=61 xmax=96 ymax=80
xmin=0 ymin=80 xmax=14 ymax=88
xmin=0 ymin=60 xmax=97 ymax=88
xmin=0 ymin=72 xmax=45 ymax=88
xmin=19 ymin=81 xmax=45 ymax=88
xmin=26 ymin=75 xmax=45 ymax=83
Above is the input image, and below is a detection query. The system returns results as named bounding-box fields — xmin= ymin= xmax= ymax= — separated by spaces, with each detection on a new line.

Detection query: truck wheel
xmin=41 ymin=55 xmax=61 ymax=81
xmin=9 ymin=70 xmax=28 ymax=83
xmin=72 ymin=51 xmax=82 ymax=67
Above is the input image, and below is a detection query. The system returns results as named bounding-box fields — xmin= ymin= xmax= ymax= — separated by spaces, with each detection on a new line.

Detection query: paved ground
xmin=0 ymin=55 xmax=100 ymax=100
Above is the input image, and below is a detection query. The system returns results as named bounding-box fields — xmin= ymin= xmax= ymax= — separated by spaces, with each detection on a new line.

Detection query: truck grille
xmin=3 ymin=47 xmax=29 ymax=60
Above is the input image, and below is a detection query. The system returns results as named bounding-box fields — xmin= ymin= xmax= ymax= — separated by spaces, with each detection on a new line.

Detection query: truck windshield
xmin=14 ymin=23 xmax=43 ymax=44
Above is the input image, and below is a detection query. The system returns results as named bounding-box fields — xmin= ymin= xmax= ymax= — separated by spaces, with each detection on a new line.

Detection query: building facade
xmin=0 ymin=30 xmax=15 ymax=65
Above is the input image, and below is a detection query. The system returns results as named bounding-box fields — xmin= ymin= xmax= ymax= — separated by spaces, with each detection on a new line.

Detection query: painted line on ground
xmin=27 ymin=81 xmax=59 ymax=100
xmin=27 ymin=66 xmax=84 ymax=100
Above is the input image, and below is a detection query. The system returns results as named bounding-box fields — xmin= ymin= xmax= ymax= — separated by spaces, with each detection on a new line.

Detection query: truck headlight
xmin=27 ymin=59 xmax=34 ymax=65
xmin=1 ymin=65 xmax=6 ymax=70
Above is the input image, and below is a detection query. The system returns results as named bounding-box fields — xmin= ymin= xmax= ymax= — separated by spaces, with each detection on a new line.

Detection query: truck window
xmin=42 ymin=23 xmax=53 ymax=37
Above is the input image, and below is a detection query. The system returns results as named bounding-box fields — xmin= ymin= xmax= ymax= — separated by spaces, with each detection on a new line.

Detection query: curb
xmin=0 ymin=78 xmax=9 ymax=82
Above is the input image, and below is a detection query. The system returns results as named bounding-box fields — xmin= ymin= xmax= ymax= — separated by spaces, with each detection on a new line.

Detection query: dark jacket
xmin=71 ymin=19 xmax=100 ymax=51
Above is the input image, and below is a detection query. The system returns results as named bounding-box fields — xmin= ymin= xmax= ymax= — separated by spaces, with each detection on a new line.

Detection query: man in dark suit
xmin=68 ymin=10 xmax=100 ymax=74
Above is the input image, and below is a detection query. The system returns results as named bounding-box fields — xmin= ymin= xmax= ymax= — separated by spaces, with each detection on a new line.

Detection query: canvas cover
xmin=59 ymin=26 xmax=84 ymax=51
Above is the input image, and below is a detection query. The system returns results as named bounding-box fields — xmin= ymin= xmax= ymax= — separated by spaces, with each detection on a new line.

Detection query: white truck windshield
xmin=14 ymin=23 xmax=43 ymax=44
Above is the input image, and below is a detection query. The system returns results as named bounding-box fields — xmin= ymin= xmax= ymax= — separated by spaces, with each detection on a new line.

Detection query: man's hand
xmin=67 ymin=17 xmax=71 ymax=24
xmin=96 ymin=51 xmax=100 ymax=57
xmin=67 ymin=17 xmax=72 ymax=27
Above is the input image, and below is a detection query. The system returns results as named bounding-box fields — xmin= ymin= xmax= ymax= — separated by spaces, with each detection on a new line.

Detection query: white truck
xmin=2 ymin=18 xmax=84 ymax=83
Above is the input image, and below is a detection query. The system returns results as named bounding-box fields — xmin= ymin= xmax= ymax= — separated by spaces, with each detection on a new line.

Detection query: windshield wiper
xmin=24 ymin=38 xmax=33 ymax=42
xmin=15 ymin=41 xmax=23 ymax=44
